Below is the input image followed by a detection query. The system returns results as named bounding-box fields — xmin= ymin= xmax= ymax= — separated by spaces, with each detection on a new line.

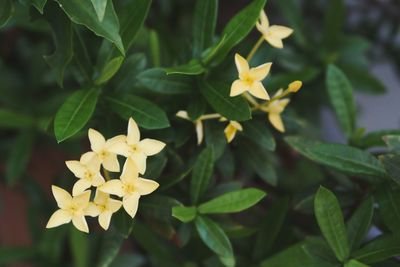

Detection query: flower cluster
xmin=46 ymin=118 xmax=165 ymax=233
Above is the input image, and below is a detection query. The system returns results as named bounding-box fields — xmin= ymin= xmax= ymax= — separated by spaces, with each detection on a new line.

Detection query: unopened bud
xmin=288 ymin=80 xmax=302 ymax=92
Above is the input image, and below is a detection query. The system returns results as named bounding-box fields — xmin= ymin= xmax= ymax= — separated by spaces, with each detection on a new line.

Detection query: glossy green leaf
xmin=379 ymin=154 xmax=400 ymax=185
xmin=165 ymin=59 xmax=206 ymax=75
xmin=353 ymin=130 xmax=400 ymax=149
xmin=242 ymin=120 xmax=275 ymax=151
xmin=302 ymin=237 xmax=337 ymax=263
xmin=95 ymin=56 xmax=124 ymax=85
xmin=32 ymin=0 xmax=47 ymax=13
xmin=140 ymin=195 xmax=180 ymax=222
xmin=137 ymin=68 xmax=193 ymax=94
xmin=198 ymin=188 xmax=266 ymax=214
xmin=172 ymin=206 xmax=197 ymax=223
xmin=199 ymin=80 xmax=251 ymax=121
xmin=91 ymin=0 xmax=107 ymax=21
xmin=275 ymin=0 xmax=307 ymax=46
xmin=54 ymin=88 xmax=100 ymax=142
xmin=376 ymin=183 xmax=400 ymax=233
xmin=190 ymin=147 xmax=215 ymax=204
xmin=0 ymin=0 xmax=13 ymax=28
xmin=347 ymin=197 xmax=374 ymax=251
xmin=284 ymin=135 xmax=321 ymax=160
xmin=70 ymin=227 xmax=89 ymax=267
xmin=314 ymin=186 xmax=349 ymax=262
xmin=107 ymin=94 xmax=169 ymax=129
xmin=195 ymin=216 xmax=234 ymax=265
xmin=326 ymin=65 xmax=356 ymax=138
xmin=55 ymin=0 xmax=124 ymax=55
xmin=96 ymin=229 xmax=124 ymax=267
xmin=192 ymin=0 xmax=218 ymax=57
xmin=0 ymin=109 xmax=35 ymax=129
xmin=353 ymin=234 xmax=400 ymax=264
xmin=345 ymin=259 xmax=370 ymax=267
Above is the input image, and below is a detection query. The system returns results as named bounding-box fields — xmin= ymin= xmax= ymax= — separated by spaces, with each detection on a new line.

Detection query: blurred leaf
xmin=379 ymin=154 xmax=400 ymax=185
xmin=376 ymin=183 xmax=400 ymax=233
xmin=195 ymin=216 xmax=234 ymax=266
xmin=190 ymin=147 xmax=215 ymax=204
xmin=44 ymin=2 xmax=73 ymax=87
xmin=242 ymin=120 xmax=275 ymax=151
xmin=323 ymin=0 xmax=344 ymax=48
xmin=353 ymin=130 xmax=400 ymax=149
xmin=6 ymin=130 xmax=34 ymax=186
xmin=326 ymin=65 xmax=356 ymax=138
xmin=346 ymin=197 xmax=374 ymax=251
xmin=140 ymin=195 xmax=181 ymax=222
xmin=0 ymin=0 xmax=13 ymax=28
xmin=113 ymin=210 xmax=134 ymax=238
xmin=383 ymin=135 xmax=400 ymax=152
xmin=199 ymin=80 xmax=251 ymax=121
xmin=55 ymin=0 xmax=125 ymax=55
xmin=70 ymin=227 xmax=89 ymax=267
xmin=302 ymin=237 xmax=337 ymax=263
xmin=284 ymin=136 xmax=321 ymax=160
xmin=342 ymin=65 xmax=386 ymax=94
xmin=345 ymin=259 xmax=370 ymax=267
xmin=137 ymin=68 xmax=193 ymax=94
xmin=352 ymin=234 xmax=400 ymax=264
xmin=165 ymin=59 xmax=205 ymax=75
xmin=172 ymin=206 xmax=197 ymax=223
xmin=72 ymin=28 xmax=94 ymax=83
xmin=54 ymin=88 xmax=100 ymax=142
xmin=107 ymin=94 xmax=170 ymax=129
xmin=109 ymin=253 xmax=145 ymax=267
xmin=0 ymin=247 xmax=35 ymax=265
xmin=149 ymin=29 xmax=160 ymax=67
xmin=32 ymin=0 xmax=47 ymax=13
xmin=314 ymin=186 xmax=349 ymax=262
xmin=0 ymin=108 xmax=35 ymax=129
xmin=198 ymin=188 xmax=266 ymax=214
xmin=96 ymin=229 xmax=124 ymax=267
xmin=91 ymin=0 xmax=107 ymax=21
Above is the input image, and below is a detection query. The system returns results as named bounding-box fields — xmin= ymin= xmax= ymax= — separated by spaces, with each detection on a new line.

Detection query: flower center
xmin=123 ymin=183 xmax=135 ymax=194
xmin=84 ymin=171 xmax=94 ymax=181
xmin=99 ymin=150 xmax=108 ymax=159
xmin=129 ymin=144 xmax=140 ymax=154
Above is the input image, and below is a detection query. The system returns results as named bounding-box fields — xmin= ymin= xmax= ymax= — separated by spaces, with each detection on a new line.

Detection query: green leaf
xmin=6 ymin=131 xmax=34 ymax=187
xmin=0 ymin=109 xmax=35 ymax=129
xmin=95 ymin=56 xmax=124 ymax=85
xmin=352 ymin=234 xmax=400 ymax=264
xmin=314 ymin=186 xmax=350 ymax=262
xmin=107 ymin=94 xmax=169 ymax=129
xmin=140 ymin=195 xmax=181 ymax=222
xmin=242 ymin=120 xmax=275 ymax=151
xmin=307 ymin=143 xmax=386 ymax=178
xmin=326 ymin=65 xmax=356 ymax=138
xmin=302 ymin=237 xmax=337 ymax=263
xmin=149 ymin=29 xmax=161 ymax=67
xmin=91 ymin=0 xmax=107 ymax=21
xmin=344 ymin=259 xmax=370 ymax=267
xmin=0 ymin=0 xmax=13 ymax=28
xmin=172 ymin=206 xmax=197 ymax=223
xmin=376 ymin=183 xmax=400 ymax=233
xmin=32 ymin=0 xmax=47 ymax=13
xmin=70 ymin=227 xmax=89 ymax=267
xmin=44 ymin=2 xmax=73 ymax=88
xmin=347 ymin=197 xmax=374 ymax=251
xmin=198 ymin=188 xmax=266 ymax=214
xmin=96 ymin=229 xmax=124 ymax=267
xmin=199 ymin=80 xmax=251 ymax=121
xmin=165 ymin=59 xmax=206 ymax=75
xmin=203 ymin=0 xmax=266 ymax=65
xmin=54 ymin=88 xmax=100 ymax=142
xmin=195 ymin=216 xmax=234 ymax=265
xmin=323 ymin=0 xmax=344 ymax=48
xmin=384 ymin=135 xmax=400 ymax=152
xmin=284 ymin=135 xmax=321 ymax=160
xmin=380 ymin=154 xmax=400 ymax=185
xmin=190 ymin=147 xmax=215 ymax=204
xmin=0 ymin=247 xmax=35 ymax=265
xmin=55 ymin=0 xmax=124 ymax=55
xmin=353 ymin=130 xmax=400 ymax=149
xmin=137 ymin=68 xmax=193 ymax=94
xmin=192 ymin=0 xmax=218 ymax=57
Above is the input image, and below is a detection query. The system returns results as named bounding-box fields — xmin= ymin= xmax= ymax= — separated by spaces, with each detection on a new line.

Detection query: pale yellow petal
xmin=268 ymin=113 xmax=285 ymax=132
xmin=259 ymin=10 xmax=269 ymax=28
xmin=139 ymin=139 xmax=165 ymax=156
xmin=80 ymin=151 xmax=97 ymax=165
xmin=65 ymin=161 xmax=85 ymax=179
xmin=88 ymin=128 xmax=105 ymax=153
xmin=248 ymin=63 xmax=272 ymax=81
xmin=230 ymin=80 xmax=249 ymax=97
xmin=265 ymin=35 xmax=284 ymax=49
xmin=85 ymin=202 xmax=101 ymax=217
xmin=127 ymin=118 xmax=140 ymax=145
xmin=46 ymin=209 xmax=71 ymax=228
xmin=249 ymin=82 xmax=270 ymax=100
xmin=176 ymin=110 xmax=190 ymax=120
xmin=94 ymin=190 xmax=108 ymax=205
xmin=98 ymin=211 xmax=112 ymax=230
xmin=86 ymin=154 xmax=101 ymax=173
xmin=108 ymin=141 xmax=130 ymax=157
xmin=130 ymin=152 xmax=147 ymax=175
xmin=99 ymin=180 xmax=124 ymax=197
xmin=196 ymin=120 xmax=204 ymax=145
xmin=102 ymin=153 xmax=120 ymax=172
xmin=92 ymin=174 xmax=105 ymax=187
xmin=72 ymin=215 xmax=89 ymax=233
xmin=224 ymin=124 xmax=236 ymax=143
xmin=123 ymin=193 xmax=140 ymax=218
xmin=52 ymin=185 xmax=72 ymax=209
xmin=120 ymin=158 xmax=139 ymax=184
xmin=72 ymin=179 xmax=92 ymax=196
xmin=106 ymin=199 xmax=122 ymax=213
xmin=269 ymin=25 xmax=293 ymax=39
xmin=72 ymin=190 xmax=91 ymax=209
xmin=231 ymin=121 xmax=243 ymax=131
xmin=279 ymin=98 xmax=290 ymax=110
xmin=234 ymin=53 xmax=249 ymax=74
xmin=135 ymin=178 xmax=159 ymax=195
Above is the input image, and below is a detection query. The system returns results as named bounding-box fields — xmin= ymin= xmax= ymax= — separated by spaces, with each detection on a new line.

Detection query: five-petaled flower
xmin=261 ymin=89 xmax=290 ymax=132
xmin=256 ymin=10 xmax=293 ymax=49
xmin=230 ymin=53 xmax=272 ymax=100
xmin=99 ymin=158 xmax=159 ymax=218
xmin=109 ymin=118 xmax=165 ymax=174
xmin=46 ymin=186 xmax=91 ymax=233
xmin=66 ymin=152 xmax=105 ymax=196
xmin=85 ymin=190 xmax=122 ymax=230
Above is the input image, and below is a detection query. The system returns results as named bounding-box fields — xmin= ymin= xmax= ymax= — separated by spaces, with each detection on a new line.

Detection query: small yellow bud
xmin=288 ymin=81 xmax=302 ymax=93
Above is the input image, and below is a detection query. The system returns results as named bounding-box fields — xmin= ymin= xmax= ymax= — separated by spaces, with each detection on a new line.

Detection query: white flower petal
xmin=72 ymin=215 xmax=89 ymax=233
xmin=88 ymin=128 xmax=106 ymax=153
xmin=52 ymin=185 xmax=72 ymax=209
xmin=139 ymin=139 xmax=165 ymax=156
xmin=268 ymin=113 xmax=285 ymax=132
xmin=120 ymin=159 xmax=139 ymax=184
xmin=107 ymin=199 xmax=122 ymax=213
xmin=135 ymin=178 xmax=159 ymax=195
xmin=98 ymin=211 xmax=112 ymax=230
xmin=176 ymin=110 xmax=190 ymax=120
xmin=123 ymin=193 xmax=140 ymax=218
xmin=102 ymin=153 xmax=120 ymax=172
xmin=80 ymin=151 xmax=97 ymax=165
xmin=85 ymin=202 xmax=101 ymax=217
xmin=130 ymin=152 xmax=147 ymax=175
xmin=249 ymin=82 xmax=270 ymax=100
xmin=65 ymin=161 xmax=85 ymax=179
xmin=230 ymin=80 xmax=249 ymax=97
xmin=72 ymin=179 xmax=92 ymax=196
xmin=99 ymin=180 xmax=124 ymax=197
xmin=108 ymin=141 xmax=130 ymax=157
xmin=234 ymin=53 xmax=249 ymax=74
xmin=265 ymin=35 xmax=284 ymax=49
xmin=269 ymin=25 xmax=293 ymax=39
xmin=196 ymin=120 xmax=204 ymax=145
xmin=92 ymin=174 xmax=105 ymax=187
xmin=248 ymin=63 xmax=272 ymax=81
xmin=72 ymin=190 xmax=91 ymax=209
xmin=46 ymin=209 xmax=71 ymax=228
xmin=127 ymin=118 xmax=140 ymax=145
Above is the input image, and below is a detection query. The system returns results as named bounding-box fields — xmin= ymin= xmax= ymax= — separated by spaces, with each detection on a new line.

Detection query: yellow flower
xmin=46 ymin=186 xmax=91 ymax=233
xmin=66 ymin=152 xmax=105 ymax=196
xmin=261 ymin=89 xmax=290 ymax=132
xmin=256 ymin=10 xmax=293 ymax=49
xmin=108 ymin=118 xmax=166 ymax=174
xmin=230 ymin=53 xmax=272 ymax=100
xmin=99 ymin=158 xmax=159 ymax=218
xmin=288 ymin=80 xmax=302 ymax=93
xmin=176 ymin=110 xmax=204 ymax=145
xmin=85 ymin=190 xmax=122 ymax=230
xmin=224 ymin=121 xmax=243 ymax=143
xmin=88 ymin=128 xmax=125 ymax=172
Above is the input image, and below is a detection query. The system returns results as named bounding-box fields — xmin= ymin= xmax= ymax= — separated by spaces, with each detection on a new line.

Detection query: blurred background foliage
xmin=1 ymin=0 xmax=400 ymax=266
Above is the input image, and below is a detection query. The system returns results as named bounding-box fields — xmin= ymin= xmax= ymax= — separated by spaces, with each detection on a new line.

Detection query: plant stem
xmin=246 ymin=36 xmax=264 ymax=62
xmin=199 ymin=113 xmax=221 ymax=120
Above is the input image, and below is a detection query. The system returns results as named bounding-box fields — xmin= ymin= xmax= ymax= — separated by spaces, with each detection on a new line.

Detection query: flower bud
xmin=288 ymin=80 xmax=302 ymax=93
